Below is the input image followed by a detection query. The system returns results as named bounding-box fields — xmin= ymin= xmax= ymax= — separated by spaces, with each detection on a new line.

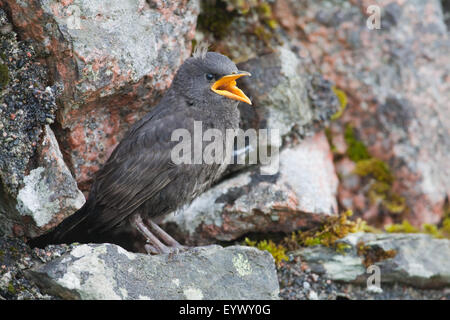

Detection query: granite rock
xmin=1 ymin=0 xmax=200 ymax=191
xmin=25 ymin=243 xmax=280 ymax=300
xmin=276 ymin=0 xmax=450 ymax=225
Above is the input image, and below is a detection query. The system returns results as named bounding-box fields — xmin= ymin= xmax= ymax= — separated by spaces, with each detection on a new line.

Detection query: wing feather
xmin=83 ymin=109 xmax=195 ymax=233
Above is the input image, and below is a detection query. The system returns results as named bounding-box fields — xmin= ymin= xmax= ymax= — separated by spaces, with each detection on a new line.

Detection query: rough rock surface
xmin=0 ymin=9 xmax=83 ymax=238
xmin=163 ymin=132 xmax=338 ymax=245
xmin=2 ymin=235 xmax=448 ymax=300
xmin=196 ymin=1 xmax=340 ymax=149
xmin=0 ymin=9 xmax=57 ymax=197
xmin=292 ymin=232 xmax=450 ymax=289
xmin=236 ymin=46 xmax=339 ymax=139
xmin=1 ymin=0 xmax=200 ymax=191
xmin=15 ymin=126 xmax=85 ymax=236
xmin=225 ymin=45 xmax=339 ymax=177
xmin=25 ymin=243 xmax=279 ymax=300
xmin=278 ymin=252 xmax=450 ymax=300
xmin=276 ymin=0 xmax=450 ymax=226
xmin=0 ymin=236 xmax=68 ymax=300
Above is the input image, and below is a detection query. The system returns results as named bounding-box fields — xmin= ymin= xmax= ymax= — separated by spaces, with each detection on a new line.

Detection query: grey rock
xmin=0 ymin=8 xmax=58 ymax=197
xmin=225 ymin=46 xmax=339 ymax=176
xmin=0 ymin=235 xmax=59 ymax=300
xmin=236 ymin=46 xmax=339 ymax=138
xmin=0 ymin=10 xmax=83 ymax=238
xmin=293 ymin=232 xmax=450 ymax=288
xmin=2 ymin=0 xmax=200 ymax=190
xmin=15 ymin=126 xmax=85 ymax=230
xmin=25 ymin=243 xmax=280 ymax=300
xmin=282 ymin=0 xmax=450 ymax=225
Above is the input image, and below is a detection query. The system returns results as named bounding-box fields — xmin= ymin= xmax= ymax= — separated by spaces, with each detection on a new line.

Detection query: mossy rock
xmin=283 ymin=210 xmax=367 ymax=251
xmin=356 ymin=241 xmax=397 ymax=268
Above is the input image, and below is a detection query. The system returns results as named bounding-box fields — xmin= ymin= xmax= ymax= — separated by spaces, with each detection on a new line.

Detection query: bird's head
xmin=172 ymin=51 xmax=252 ymax=107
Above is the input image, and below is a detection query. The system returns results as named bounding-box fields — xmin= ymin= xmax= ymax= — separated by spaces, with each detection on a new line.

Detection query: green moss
xmin=441 ymin=202 xmax=450 ymax=237
xmin=324 ymin=127 xmax=337 ymax=153
xmin=336 ymin=242 xmax=352 ymax=254
xmin=330 ymin=87 xmax=348 ymax=120
xmin=283 ymin=210 xmax=366 ymax=251
xmin=265 ymin=18 xmax=278 ymax=30
xmin=256 ymin=2 xmax=271 ymax=17
xmin=8 ymin=282 xmax=16 ymax=295
xmin=0 ymin=63 xmax=9 ymax=88
xmin=198 ymin=0 xmax=278 ymax=42
xmin=244 ymin=238 xmax=288 ymax=265
xmin=352 ymin=155 xmax=405 ymax=214
xmin=256 ymin=2 xmax=278 ymax=29
xmin=442 ymin=217 xmax=450 ymax=235
xmin=354 ymin=158 xmax=394 ymax=184
xmin=385 ymin=218 xmax=450 ymax=239
xmin=385 ymin=220 xmax=419 ymax=233
xmin=253 ymin=25 xmax=272 ymax=43
xmin=197 ymin=0 xmax=237 ymax=39
xmin=344 ymin=124 xmax=370 ymax=162
xmin=382 ymin=192 xmax=406 ymax=214
xmin=368 ymin=181 xmax=390 ymax=199
xmin=361 ymin=223 xmax=383 ymax=233
xmin=422 ymin=224 xmax=443 ymax=238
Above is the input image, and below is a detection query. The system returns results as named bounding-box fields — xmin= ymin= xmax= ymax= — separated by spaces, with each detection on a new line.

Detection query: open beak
xmin=211 ymin=71 xmax=252 ymax=105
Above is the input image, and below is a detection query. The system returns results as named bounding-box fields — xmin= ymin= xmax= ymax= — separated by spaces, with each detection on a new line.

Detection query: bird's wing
xmin=83 ymin=109 xmax=195 ymax=233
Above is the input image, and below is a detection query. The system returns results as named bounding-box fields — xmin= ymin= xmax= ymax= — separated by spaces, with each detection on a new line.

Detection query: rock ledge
xmin=25 ymin=243 xmax=280 ymax=300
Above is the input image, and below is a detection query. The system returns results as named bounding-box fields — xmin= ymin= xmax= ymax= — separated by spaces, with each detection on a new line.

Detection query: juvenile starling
xmin=28 ymin=51 xmax=251 ymax=254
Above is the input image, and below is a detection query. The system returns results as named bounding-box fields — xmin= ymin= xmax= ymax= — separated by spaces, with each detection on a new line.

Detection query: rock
xmin=223 ymin=46 xmax=338 ymax=177
xmin=0 ymin=9 xmax=57 ymax=197
xmin=15 ymin=126 xmax=86 ymax=236
xmin=25 ymin=243 xmax=280 ymax=300
xmin=2 ymin=125 xmax=85 ymax=238
xmin=195 ymin=2 xmax=339 ymax=177
xmin=278 ymin=239 xmax=450 ymax=300
xmin=293 ymin=232 xmax=450 ymax=289
xmin=1 ymin=0 xmax=200 ymax=191
xmin=0 ymin=235 xmax=60 ymax=300
xmin=444 ymin=0 xmax=450 ymax=29
xmin=236 ymin=46 xmax=339 ymax=138
xmin=277 ymin=0 xmax=450 ymax=225
xmin=163 ymin=131 xmax=338 ymax=245
xmin=225 ymin=46 xmax=339 ymax=175
xmin=0 ymin=10 xmax=83 ymax=238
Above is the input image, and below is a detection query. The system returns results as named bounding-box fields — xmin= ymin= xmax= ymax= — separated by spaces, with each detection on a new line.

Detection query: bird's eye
xmin=206 ymin=73 xmax=214 ymax=81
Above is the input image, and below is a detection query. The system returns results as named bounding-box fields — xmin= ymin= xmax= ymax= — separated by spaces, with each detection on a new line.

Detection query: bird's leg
xmin=131 ymin=213 xmax=171 ymax=254
xmin=144 ymin=244 xmax=159 ymax=255
xmin=145 ymin=218 xmax=188 ymax=251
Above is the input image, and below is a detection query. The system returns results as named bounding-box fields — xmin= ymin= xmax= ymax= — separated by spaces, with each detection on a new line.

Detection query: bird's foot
xmin=131 ymin=213 xmax=189 ymax=255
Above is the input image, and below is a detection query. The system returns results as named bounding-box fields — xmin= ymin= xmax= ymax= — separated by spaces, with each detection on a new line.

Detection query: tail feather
xmin=27 ymin=204 xmax=91 ymax=248
xmin=27 ymin=229 xmax=58 ymax=248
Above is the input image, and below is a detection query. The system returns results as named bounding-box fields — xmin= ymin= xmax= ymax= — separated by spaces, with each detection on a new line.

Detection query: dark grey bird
xmin=28 ymin=51 xmax=251 ymax=254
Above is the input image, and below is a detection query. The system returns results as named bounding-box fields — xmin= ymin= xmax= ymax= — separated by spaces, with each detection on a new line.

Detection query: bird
xmin=28 ymin=51 xmax=252 ymax=254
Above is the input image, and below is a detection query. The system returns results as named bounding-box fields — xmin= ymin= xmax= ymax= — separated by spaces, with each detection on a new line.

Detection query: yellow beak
xmin=211 ymin=71 xmax=252 ymax=105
